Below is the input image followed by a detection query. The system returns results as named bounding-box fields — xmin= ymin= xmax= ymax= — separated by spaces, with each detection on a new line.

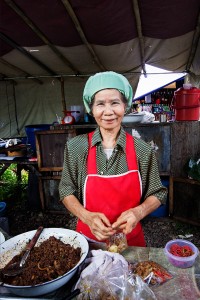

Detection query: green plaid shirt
xmin=59 ymin=127 xmax=167 ymax=204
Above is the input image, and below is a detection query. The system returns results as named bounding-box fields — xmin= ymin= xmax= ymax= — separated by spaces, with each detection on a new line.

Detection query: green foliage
xmin=0 ymin=164 xmax=28 ymax=202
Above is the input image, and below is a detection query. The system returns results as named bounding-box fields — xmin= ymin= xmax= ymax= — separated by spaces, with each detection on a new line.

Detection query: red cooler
xmin=173 ymin=87 xmax=200 ymax=121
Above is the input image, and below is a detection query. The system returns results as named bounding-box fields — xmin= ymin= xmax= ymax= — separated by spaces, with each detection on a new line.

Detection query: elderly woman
xmin=59 ymin=71 xmax=167 ymax=246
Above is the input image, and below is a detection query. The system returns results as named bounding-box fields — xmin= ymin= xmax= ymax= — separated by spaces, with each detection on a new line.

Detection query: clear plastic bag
xmin=76 ymin=270 xmax=157 ymax=299
xmin=106 ymin=233 xmax=128 ymax=253
xmin=129 ymin=261 xmax=173 ymax=285
xmin=75 ymin=250 xmax=157 ymax=299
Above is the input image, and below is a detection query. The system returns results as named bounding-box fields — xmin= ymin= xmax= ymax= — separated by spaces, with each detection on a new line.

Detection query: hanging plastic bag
xmin=185 ymin=158 xmax=200 ymax=181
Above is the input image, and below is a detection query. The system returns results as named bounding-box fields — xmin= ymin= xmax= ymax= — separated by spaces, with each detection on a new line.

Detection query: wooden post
xmin=169 ymin=176 xmax=174 ymax=217
xmin=61 ymin=77 xmax=66 ymax=112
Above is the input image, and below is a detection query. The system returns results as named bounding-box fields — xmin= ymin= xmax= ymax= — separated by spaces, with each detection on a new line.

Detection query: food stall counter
xmin=0 ymin=243 xmax=199 ymax=300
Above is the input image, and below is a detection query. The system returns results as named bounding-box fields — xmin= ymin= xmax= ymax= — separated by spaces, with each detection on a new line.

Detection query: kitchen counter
xmin=0 ymin=243 xmax=199 ymax=300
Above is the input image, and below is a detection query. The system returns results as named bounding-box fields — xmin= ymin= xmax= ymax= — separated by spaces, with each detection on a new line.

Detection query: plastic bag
xmin=106 ymin=233 xmax=128 ymax=253
xmin=76 ymin=272 xmax=157 ymax=299
xmin=75 ymin=250 xmax=157 ymax=299
xmin=141 ymin=111 xmax=155 ymax=123
xmin=129 ymin=261 xmax=173 ymax=285
xmin=185 ymin=158 xmax=200 ymax=181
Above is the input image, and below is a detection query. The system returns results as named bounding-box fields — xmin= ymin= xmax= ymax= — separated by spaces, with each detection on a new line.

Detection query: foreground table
xmin=0 ymin=245 xmax=199 ymax=299
xmin=123 ymin=246 xmax=200 ymax=300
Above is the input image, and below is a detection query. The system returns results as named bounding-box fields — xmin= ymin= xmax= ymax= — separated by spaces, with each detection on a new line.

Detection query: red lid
xmin=174 ymin=87 xmax=200 ymax=95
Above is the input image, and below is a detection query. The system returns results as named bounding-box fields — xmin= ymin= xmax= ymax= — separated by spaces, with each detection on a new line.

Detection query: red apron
xmin=76 ymin=132 xmax=146 ymax=246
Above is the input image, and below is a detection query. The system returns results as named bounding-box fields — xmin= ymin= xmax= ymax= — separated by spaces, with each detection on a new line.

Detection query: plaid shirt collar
xmin=91 ymin=127 xmax=127 ymax=152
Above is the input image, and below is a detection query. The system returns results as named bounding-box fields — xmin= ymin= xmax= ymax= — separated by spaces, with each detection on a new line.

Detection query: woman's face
xmin=91 ymin=89 xmax=126 ymax=130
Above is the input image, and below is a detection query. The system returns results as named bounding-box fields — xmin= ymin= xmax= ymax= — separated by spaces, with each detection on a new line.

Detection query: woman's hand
xmin=85 ymin=211 xmax=116 ymax=241
xmin=111 ymin=207 xmax=143 ymax=235
xmin=62 ymin=195 xmax=116 ymax=240
xmin=111 ymin=196 xmax=161 ymax=235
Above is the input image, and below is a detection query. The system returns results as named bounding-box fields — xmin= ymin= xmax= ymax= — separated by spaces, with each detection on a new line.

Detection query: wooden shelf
xmin=169 ymin=176 xmax=200 ymax=226
xmin=170 ymin=177 xmax=200 ymax=185
xmin=34 ymin=122 xmax=200 ymax=214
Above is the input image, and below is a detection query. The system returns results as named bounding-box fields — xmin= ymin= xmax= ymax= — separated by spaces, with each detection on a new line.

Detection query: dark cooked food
xmin=0 ymin=236 xmax=81 ymax=286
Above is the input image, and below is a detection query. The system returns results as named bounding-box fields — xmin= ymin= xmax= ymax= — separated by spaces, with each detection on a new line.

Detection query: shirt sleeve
xmin=135 ymin=138 xmax=168 ymax=205
xmin=59 ymin=134 xmax=89 ymax=203
xmin=59 ymin=143 xmax=78 ymax=201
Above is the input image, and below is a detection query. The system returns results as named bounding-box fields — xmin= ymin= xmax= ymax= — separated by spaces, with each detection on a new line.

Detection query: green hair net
xmin=83 ymin=71 xmax=133 ymax=114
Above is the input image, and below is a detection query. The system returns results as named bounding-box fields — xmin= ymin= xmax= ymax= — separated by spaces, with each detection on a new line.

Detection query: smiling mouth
xmin=103 ymin=118 xmax=116 ymax=122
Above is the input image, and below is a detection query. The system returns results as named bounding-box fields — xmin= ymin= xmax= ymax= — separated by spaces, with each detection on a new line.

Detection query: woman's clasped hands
xmin=86 ymin=207 xmax=143 ymax=241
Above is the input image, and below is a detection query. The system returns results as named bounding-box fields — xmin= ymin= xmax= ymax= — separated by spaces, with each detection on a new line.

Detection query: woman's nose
xmin=104 ymin=104 xmax=113 ymax=114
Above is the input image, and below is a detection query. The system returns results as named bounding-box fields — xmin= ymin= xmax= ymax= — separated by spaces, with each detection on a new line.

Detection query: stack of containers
xmin=173 ymin=85 xmax=200 ymax=121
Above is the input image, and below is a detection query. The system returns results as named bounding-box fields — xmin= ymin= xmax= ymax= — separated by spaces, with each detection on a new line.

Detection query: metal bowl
xmin=122 ymin=113 xmax=144 ymax=124
xmin=0 ymin=228 xmax=89 ymax=297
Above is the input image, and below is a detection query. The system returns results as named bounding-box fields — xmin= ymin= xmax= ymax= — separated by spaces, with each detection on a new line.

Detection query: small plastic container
xmin=164 ymin=239 xmax=199 ymax=268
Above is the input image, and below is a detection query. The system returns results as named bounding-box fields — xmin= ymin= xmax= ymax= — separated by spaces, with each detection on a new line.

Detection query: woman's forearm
xmin=62 ymin=195 xmax=114 ymax=239
xmin=111 ymin=195 xmax=161 ymax=234
xmin=62 ymin=195 xmax=89 ymax=224
xmin=138 ymin=195 xmax=161 ymax=219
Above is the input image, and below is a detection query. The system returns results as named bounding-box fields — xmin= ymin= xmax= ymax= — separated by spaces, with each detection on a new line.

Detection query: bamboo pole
xmin=131 ymin=0 xmax=147 ymax=77
xmin=4 ymin=0 xmax=79 ymax=75
xmin=0 ymin=58 xmax=43 ymax=84
xmin=0 ymin=32 xmax=58 ymax=77
xmin=61 ymin=77 xmax=66 ymax=112
xmin=186 ymin=9 xmax=200 ymax=72
xmin=61 ymin=0 xmax=106 ymax=71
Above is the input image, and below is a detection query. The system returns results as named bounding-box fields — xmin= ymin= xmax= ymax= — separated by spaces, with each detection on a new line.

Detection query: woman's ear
xmin=124 ymin=103 xmax=128 ymax=114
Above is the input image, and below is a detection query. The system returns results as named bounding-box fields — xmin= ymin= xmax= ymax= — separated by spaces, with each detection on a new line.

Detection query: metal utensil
xmin=1 ymin=226 xmax=43 ymax=277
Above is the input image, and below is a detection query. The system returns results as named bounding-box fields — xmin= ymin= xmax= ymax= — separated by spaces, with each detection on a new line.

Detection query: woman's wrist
xmin=131 ymin=205 xmax=144 ymax=222
xmin=79 ymin=208 xmax=92 ymax=225
xmin=138 ymin=205 xmax=144 ymax=220
xmin=134 ymin=196 xmax=161 ymax=221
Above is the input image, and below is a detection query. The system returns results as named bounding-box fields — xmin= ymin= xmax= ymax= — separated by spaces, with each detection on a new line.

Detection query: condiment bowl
xmin=164 ymin=239 xmax=199 ymax=268
xmin=122 ymin=113 xmax=144 ymax=123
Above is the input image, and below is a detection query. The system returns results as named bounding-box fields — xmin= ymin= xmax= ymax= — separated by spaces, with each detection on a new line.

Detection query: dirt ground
xmin=2 ymin=196 xmax=200 ymax=250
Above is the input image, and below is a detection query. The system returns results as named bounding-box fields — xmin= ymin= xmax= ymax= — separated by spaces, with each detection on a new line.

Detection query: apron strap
xmin=87 ymin=131 xmax=138 ymax=174
xmin=125 ymin=132 xmax=138 ymax=170
xmin=87 ymin=131 xmax=97 ymax=174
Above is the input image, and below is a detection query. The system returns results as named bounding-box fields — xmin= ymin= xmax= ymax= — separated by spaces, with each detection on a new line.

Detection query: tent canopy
xmin=0 ymin=0 xmax=200 ymax=137
xmin=1 ymin=0 xmax=200 ymax=80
